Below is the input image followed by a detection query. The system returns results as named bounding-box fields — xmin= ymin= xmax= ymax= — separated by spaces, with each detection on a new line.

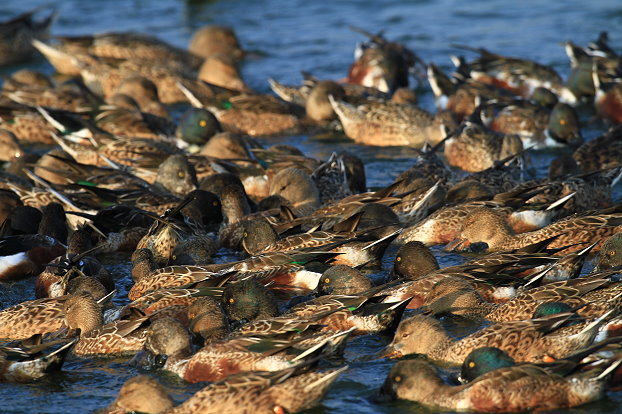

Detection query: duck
xmin=0 ymin=339 xmax=75 ymax=383
xmin=396 ymin=184 xmax=564 ymax=246
xmin=593 ymin=64 xmax=622 ymax=124
xmin=329 ymin=95 xmax=454 ymax=147
xmin=446 ymin=206 xmax=622 ymax=254
xmin=423 ymin=274 xmax=622 ymax=322
xmin=572 ymin=125 xmax=622 ymax=173
xmin=197 ymin=54 xmax=250 ymax=92
xmin=0 ymin=279 xmax=111 ymax=341
xmin=384 ymin=311 xmax=608 ymax=364
xmin=427 ymin=63 xmax=517 ymax=119
xmin=346 ymin=26 xmax=422 ymax=93
xmin=139 ymin=314 xmax=347 ymax=384
xmin=63 ymin=292 xmax=150 ymax=357
xmin=168 ymin=366 xmax=346 ymax=414
xmin=102 ymin=375 xmax=174 ymax=414
xmin=52 ymin=31 xmax=203 ymax=70
xmin=0 ymin=6 xmax=56 ymax=66
xmin=178 ymin=79 xmax=303 ymax=137
xmin=33 ymin=40 xmax=193 ymax=104
xmin=443 ymin=120 xmax=524 ymax=172
xmin=188 ymin=25 xmax=245 ymax=62
xmin=377 ymin=357 xmax=621 ymax=412
xmin=453 ymin=45 xmax=576 ymax=103
xmin=0 ymin=234 xmax=66 ymax=281
xmin=479 ymin=100 xmax=582 ymax=148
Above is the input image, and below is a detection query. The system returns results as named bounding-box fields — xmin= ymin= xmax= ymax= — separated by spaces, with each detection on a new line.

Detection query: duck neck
xmin=428 ymin=334 xmax=457 ymax=362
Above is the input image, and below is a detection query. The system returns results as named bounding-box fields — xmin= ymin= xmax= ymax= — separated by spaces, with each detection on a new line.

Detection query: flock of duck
xmin=2 ymin=5 xmax=622 ymax=414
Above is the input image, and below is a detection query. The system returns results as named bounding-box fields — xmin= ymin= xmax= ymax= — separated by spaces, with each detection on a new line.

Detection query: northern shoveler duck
xmin=64 ymin=292 xmax=150 ymax=356
xmin=443 ymin=121 xmax=524 ymax=172
xmin=3 ymin=75 xmax=98 ymax=113
xmin=593 ymin=64 xmax=622 ymax=124
xmin=0 ymin=339 xmax=75 ymax=383
xmin=396 ymin=185 xmax=565 ymax=246
xmin=0 ymin=6 xmax=56 ymax=66
xmin=268 ymin=72 xmax=389 ymax=107
xmin=114 ymin=76 xmax=170 ymax=119
xmin=127 ymin=264 xmax=229 ymax=301
xmin=188 ymin=25 xmax=245 ymax=62
xmin=453 ymin=45 xmax=577 ymax=103
xmin=139 ymin=314 xmax=347 ymax=384
xmin=285 ymin=293 xmax=411 ymax=336
xmin=168 ymin=366 xmax=346 ymax=414
xmin=33 ymin=40 xmax=193 ymax=104
xmin=221 ymin=279 xmax=279 ymax=325
xmin=572 ymin=125 xmax=622 ymax=173
xmin=0 ymin=234 xmax=66 ymax=281
xmin=197 ymin=54 xmax=250 ymax=92
xmin=53 ymin=31 xmax=203 ymax=70
xmin=377 ymin=357 xmax=621 ymax=412
xmin=241 ymin=214 xmax=400 ymax=268
xmin=102 ymin=375 xmax=174 ymax=414
xmin=346 ymin=26 xmax=423 ymax=93
xmin=384 ymin=311 xmax=607 ymax=364
xmin=427 ymin=63 xmax=516 ymax=119
xmin=268 ymin=167 xmax=320 ymax=217
xmin=177 ymin=79 xmax=303 ymax=137
xmin=423 ymin=273 xmax=620 ymax=322
xmin=311 ymin=152 xmax=353 ymax=205
xmin=329 ymin=95 xmax=455 ymax=147
xmin=564 ymin=32 xmax=619 ymax=101
xmin=480 ymin=100 xmax=582 ymax=148
xmin=446 ymin=206 xmax=622 ymax=254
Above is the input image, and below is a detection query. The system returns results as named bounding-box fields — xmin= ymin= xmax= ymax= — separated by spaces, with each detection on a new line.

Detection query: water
xmin=0 ymin=0 xmax=621 ymax=412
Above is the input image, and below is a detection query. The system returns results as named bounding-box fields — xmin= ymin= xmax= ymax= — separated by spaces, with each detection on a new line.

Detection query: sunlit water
xmin=0 ymin=0 xmax=621 ymax=412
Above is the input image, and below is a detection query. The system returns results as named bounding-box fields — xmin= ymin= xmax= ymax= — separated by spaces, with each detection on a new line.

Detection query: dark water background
xmin=1 ymin=0 xmax=622 ymax=412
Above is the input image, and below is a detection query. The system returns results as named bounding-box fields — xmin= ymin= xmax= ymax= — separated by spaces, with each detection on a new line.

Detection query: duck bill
xmin=378 ymin=344 xmax=403 ymax=359
xmin=444 ymin=237 xmax=471 ymax=252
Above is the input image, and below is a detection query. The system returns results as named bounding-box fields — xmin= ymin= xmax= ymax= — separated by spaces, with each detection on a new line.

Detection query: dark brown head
xmin=241 ymin=219 xmax=278 ymax=255
xmin=317 ymin=265 xmax=373 ymax=295
xmin=393 ymin=241 xmax=439 ymax=280
xmin=221 ymin=279 xmax=279 ymax=325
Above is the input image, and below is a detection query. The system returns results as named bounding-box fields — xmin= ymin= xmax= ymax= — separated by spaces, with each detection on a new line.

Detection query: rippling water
xmin=1 ymin=0 xmax=622 ymax=412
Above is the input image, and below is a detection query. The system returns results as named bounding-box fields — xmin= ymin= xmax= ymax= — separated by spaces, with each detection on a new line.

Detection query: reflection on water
xmin=0 ymin=0 xmax=621 ymax=412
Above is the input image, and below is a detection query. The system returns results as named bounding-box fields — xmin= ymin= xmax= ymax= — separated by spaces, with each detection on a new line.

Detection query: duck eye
xmin=243 ymin=232 xmax=248 ymax=238
xmin=396 ymin=256 xmax=401 ymax=262
xmin=324 ymin=278 xmax=330 ymax=284
xmin=273 ymin=405 xmax=286 ymax=414
xmin=468 ymin=361 xmax=475 ymax=368
xmin=401 ymin=333 xmax=409 ymax=338
xmin=559 ymin=119 xmax=566 ymax=125
xmin=199 ymin=119 xmax=207 ymax=127
xmin=172 ymin=255 xmax=177 ymax=261
xmin=213 ymin=201 xmax=219 ymax=206
xmin=610 ymin=250 xmax=616 ymax=256
xmin=394 ymin=375 xmax=402 ymax=383
xmin=229 ymin=298 xmax=235 ymax=304
xmin=178 ymin=171 xmax=185 ymax=179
